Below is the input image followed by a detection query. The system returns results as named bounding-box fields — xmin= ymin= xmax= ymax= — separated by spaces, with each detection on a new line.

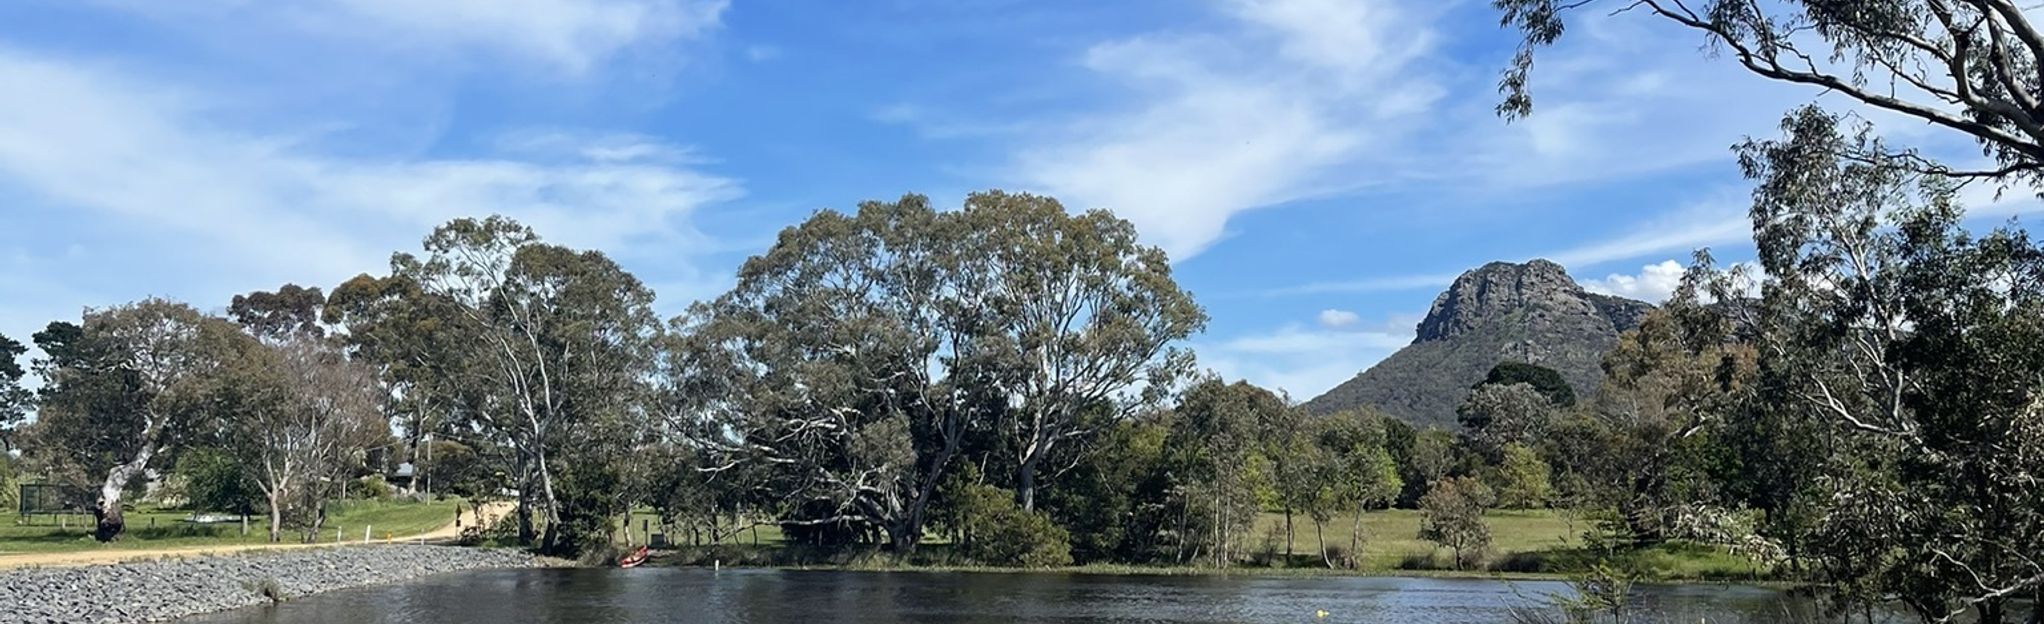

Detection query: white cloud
xmin=0 ymin=47 xmax=742 ymax=345
xmin=1258 ymin=191 xmax=1753 ymax=298
xmin=1224 ymin=0 xmax=1434 ymax=81
xmin=1198 ymin=313 xmax=1417 ymax=400
xmin=1012 ymin=0 xmax=1444 ymax=260
xmin=98 ymin=0 xmax=728 ymax=74
xmin=1259 ymin=271 xmax=1460 ymax=297
xmin=988 ymin=0 xmax=1810 ymax=263
xmin=1581 ymin=259 xmax=1686 ymax=302
xmin=1316 ymin=308 xmax=1361 ymax=329
xmin=1543 ymin=193 xmax=1751 ymax=269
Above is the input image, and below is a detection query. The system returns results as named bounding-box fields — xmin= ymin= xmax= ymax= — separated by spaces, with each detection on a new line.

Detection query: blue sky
xmin=0 ymin=0 xmax=2035 ymax=399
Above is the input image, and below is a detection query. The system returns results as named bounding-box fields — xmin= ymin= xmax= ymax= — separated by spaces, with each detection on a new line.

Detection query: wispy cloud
xmin=1004 ymin=0 xmax=1445 ymax=260
xmin=1256 ymin=272 xmax=1461 ymax=297
xmin=1198 ymin=311 xmax=1418 ymax=399
xmin=95 ymin=0 xmax=729 ymax=74
xmin=0 ymin=46 xmax=743 ymax=345
xmin=1257 ymin=191 xmax=1753 ymax=298
xmin=1543 ymin=194 xmax=1751 ymax=268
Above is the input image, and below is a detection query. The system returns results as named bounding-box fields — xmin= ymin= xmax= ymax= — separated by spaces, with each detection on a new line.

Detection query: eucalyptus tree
xmin=1310 ymin=409 xmax=1402 ymax=568
xmin=1496 ymin=0 xmax=2044 ymax=185
xmin=1162 ymin=378 xmax=1282 ymax=567
xmin=1419 ymin=476 xmax=1494 ymax=570
xmin=1493 ymin=2 xmax=2044 ymax=618
xmin=228 ymin=284 xmax=328 ymax=340
xmin=385 ymin=217 xmax=661 ymax=554
xmin=954 ymin=191 xmax=1205 ymax=510
xmin=324 ymin=272 xmax=477 ymax=498
xmin=225 ymin=284 xmax=388 ymax=541
xmin=1572 ymin=291 xmax=1756 ymax=544
xmin=1725 ymin=107 xmax=2044 ymax=623
xmin=223 ymin=337 xmax=387 ymax=542
xmin=673 ymin=196 xmax=999 ymax=554
xmin=0 ymin=333 xmax=28 ymax=453
xmin=28 ymin=299 xmax=257 ymax=540
xmin=1456 ymin=382 xmax=1554 ymax=462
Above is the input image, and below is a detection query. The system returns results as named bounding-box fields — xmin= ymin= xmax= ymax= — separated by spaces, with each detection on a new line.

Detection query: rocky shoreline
xmin=0 ymin=544 xmax=540 ymax=624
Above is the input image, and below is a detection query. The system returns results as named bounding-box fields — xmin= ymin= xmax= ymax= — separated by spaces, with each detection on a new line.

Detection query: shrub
xmin=460 ymin=508 xmax=520 ymax=547
xmin=176 ymin=448 xmax=260 ymax=514
xmin=1419 ymin=477 xmax=1493 ymax=570
xmin=1488 ymin=444 xmax=1552 ymax=509
xmin=968 ymin=506 xmax=1072 ymax=568
xmin=353 ymin=474 xmax=393 ymax=500
xmin=939 ymin=472 xmax=1072 ymax=567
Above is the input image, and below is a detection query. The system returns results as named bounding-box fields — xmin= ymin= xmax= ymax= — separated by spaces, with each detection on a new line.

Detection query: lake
xmin=180 ymin=567 xmax=1868 ymax=623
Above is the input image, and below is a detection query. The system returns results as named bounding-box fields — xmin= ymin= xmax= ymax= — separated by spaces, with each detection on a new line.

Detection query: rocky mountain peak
xmin=1413 ymin=259 xmax=1596 ymax=343
xmin=1303 ymin=259 xmax=1656 ymax=428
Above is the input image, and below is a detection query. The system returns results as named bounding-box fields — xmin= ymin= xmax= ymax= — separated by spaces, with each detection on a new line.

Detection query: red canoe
xmin=618 ymin=546 xmax=650 ymax=568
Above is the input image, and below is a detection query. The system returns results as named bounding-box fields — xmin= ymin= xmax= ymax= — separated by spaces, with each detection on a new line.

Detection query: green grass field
xmin=1246 ymin=509 xmax=1765 ymax=580
xmin=0 ymin=498 xmax=465 ymax=555
xmin=627 ymin=507 xmax=1763 ymax=580
xmin=1251 ymin=508 xmax=1574 ymax=569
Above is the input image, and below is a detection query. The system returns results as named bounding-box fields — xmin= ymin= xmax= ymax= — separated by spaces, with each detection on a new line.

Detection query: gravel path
xmin=0 ymin=544 xmax=538 ymax=624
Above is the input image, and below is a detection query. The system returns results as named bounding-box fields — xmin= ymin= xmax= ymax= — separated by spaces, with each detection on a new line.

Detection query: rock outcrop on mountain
xmin=1302 ymin=260 xmax=1653 ymax=428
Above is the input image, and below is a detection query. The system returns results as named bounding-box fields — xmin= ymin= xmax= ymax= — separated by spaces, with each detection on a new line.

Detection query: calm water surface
xmin=181 ymin=567 xmax=1856 ymax=623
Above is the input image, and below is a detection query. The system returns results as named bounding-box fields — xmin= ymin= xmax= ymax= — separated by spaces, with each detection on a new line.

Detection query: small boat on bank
xmin=618 ymin=546 xmax=650 ymax=568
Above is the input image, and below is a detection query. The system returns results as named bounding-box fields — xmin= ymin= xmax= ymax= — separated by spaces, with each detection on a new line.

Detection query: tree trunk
xmin=515 ymin=453 xmax=535 ymax=545
xmin=2028 ymin=583 xmax=2042 ymax=624
xmin=307 ymin=500 xmax=328 ymax=544
xmin=896 ymin=424 xmax=960 ymax=560
xmin=1314 ymin=519 xmax=1330 ymax=569
xmin=1979 ymin=598 xmax=2003 ymax=624
xmin=888 ymin=518 xmax=919 ymax=557
xmin=1017 ymin=459 xmax=1039 ymax=511
xmin=1201 ymin=488 xmax=1218 ymax=564
xmin=1349 ymin=501 xmax=1365 ymax=570
xmin=266 ymin=490 xmax=284 ymax=542
xmin=93 ymin=446 xmax=156 ymax=542
xmin=1283 ymin=507 xmax=1294 ymax=564
xmin=535 ymin=445 xmax=565 ymax=553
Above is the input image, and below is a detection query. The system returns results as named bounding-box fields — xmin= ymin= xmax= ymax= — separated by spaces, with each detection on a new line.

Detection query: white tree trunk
xmin=94 ymin=445 xmax=155 ymax=541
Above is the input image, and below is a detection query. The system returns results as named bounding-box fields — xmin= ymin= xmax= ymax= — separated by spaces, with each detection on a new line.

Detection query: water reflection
xmin=179 ymin=567 xmax=1878 ymax=623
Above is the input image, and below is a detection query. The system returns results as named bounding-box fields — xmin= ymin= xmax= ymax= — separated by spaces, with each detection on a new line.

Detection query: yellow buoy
xmin=1315 ymin=609 xmax=1329 ymax=618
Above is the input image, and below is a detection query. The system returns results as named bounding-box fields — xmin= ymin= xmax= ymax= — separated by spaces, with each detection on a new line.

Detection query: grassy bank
xmin=0 ymin=498 xmax=465 ymax=555
xmin=636 ymin=508 xmax=1765 ymax=582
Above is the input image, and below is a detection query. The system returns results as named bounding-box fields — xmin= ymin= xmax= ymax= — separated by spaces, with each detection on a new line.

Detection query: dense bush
xmin=967 ymin=505 xmax=1073 ymax=568
xmin=175 ymin=449 xmax=260 ymax=514
xmin=352 ymin=474 xmax=393 ymax=501
xmin=939 ymin=471 xmax=1072 ymax=567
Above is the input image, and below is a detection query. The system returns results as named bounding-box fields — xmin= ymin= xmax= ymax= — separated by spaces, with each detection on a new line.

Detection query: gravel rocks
xmin=0 ymin=545 xmax=537 ymax=623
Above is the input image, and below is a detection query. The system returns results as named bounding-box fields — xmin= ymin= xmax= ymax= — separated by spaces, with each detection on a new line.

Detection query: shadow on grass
xmin=1489 ymin=541 xmax=1772 ymax=582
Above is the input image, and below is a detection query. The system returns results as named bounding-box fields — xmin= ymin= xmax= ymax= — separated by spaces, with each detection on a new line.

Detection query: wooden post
xmin=365 ymin=525 xmax=373 ymax=542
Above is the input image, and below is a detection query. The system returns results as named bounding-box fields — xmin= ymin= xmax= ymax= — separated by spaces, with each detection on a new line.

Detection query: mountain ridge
xmin=1302 ymin=260 xmax=1652 ymax=428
